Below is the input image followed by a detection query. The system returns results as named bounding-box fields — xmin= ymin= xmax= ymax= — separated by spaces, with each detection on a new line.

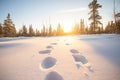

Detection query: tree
xmin=3 ymin=13 xmax=16 ymax=37
xmin=41 ymin=25 xmax=46 ymax=36
xmin=79 ymin=19 xmax=85 ymax=34
xmin=57 ymin=23 xmax=64 ymax=36
xmin=100 ymin=26 xmax=104 ymax=33
xmin=105 ymin=21 xmax=110 ymax=33
xmin=85 ymin=27 xmax=88 ymax=34
xmin=17 ymin=29 xmax=23 ymax=36
xmin=0 ymin=23 xmax=3 ymax=37
xmin=22 ymin=25 xmax=27 ymax=36
xmin=115 ymin=12 xmax=120 ymax=33
xmin=35 ymin=29 xmax=41 ymax=36
xmin=49 ymin=24 xmax=52 ymax=36
xmin=88 ymin=0 xmax=102 ymax=33
xmin=29 ymin=25 xmax=35 ymax=36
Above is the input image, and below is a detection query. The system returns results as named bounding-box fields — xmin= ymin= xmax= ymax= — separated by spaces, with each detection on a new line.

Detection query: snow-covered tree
xmin=3 ymin=13 xmax=16 ymax=37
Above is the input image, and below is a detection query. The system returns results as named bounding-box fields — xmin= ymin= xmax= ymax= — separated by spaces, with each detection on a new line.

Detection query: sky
xmin=0 ymin=0 xmax=120 ymax=31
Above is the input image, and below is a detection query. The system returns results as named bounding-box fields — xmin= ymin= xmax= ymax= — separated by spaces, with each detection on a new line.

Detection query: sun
xmin=63 ymin=23 xmax=72 ymax=33
xmin=64 ymin=26 xmax=72 ymax=32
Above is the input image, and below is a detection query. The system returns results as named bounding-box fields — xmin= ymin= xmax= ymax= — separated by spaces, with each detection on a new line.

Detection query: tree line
xmin=0 ymin=0 xmax=120 ymax=37
xmin=0 ymin=13 xmax=119 ymax=37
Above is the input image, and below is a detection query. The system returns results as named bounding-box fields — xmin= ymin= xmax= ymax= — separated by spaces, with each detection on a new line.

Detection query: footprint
xmin=45 ymin=71 xmax=64 ymax=80
xmin=51 ymin=43 xmax=57 ymax=45
xmin=84 ymin=72 xmax=89 ymax=78
xmin=86 ymin=66 xmax=94 ymax=72
xmin=41 ymin=57 xmax=57 ymax=69
xmin=72 ymin=55 xmax=88 ymax=64
xmin=46 ymin=46 xmax=53 ymax=49
xmin=39 ymin=50 xmax=51 ymax=54
xmin=65 ymin=43 xmax=71 ymax=45
xmin=76 ymin=64 xmax=81 ymax=69
xmin=70 ymin=49 xmax=79 ymax=54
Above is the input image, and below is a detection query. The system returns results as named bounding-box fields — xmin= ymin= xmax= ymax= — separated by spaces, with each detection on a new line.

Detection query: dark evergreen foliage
xmin=88 ymin=0 xmax=102 ymax=33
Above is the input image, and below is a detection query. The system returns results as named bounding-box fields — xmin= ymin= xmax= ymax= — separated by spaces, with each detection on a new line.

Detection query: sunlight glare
xmin=64 ymin=26 xmax=72 ymax=32
xmin=63 ymin=20 xmax=73 ymax=33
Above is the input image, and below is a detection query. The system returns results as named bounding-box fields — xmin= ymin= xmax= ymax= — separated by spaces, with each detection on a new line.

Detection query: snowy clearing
xmin=0 ymin=34 xmax=120 ymax=80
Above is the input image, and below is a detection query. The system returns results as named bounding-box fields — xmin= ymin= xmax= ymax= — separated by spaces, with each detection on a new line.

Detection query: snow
xmin=0 ymin=34 xmax=120 ymax=80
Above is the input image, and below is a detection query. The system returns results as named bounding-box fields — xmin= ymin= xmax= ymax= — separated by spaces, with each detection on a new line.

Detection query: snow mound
xmin=45 ymin=71 xmax=64 ymax=80
xmin=70 ymin=49 xmax=79 ymax=54
xmin=41 ymin=57 xmax=57 ymax=69
xmin=39 ymin=50 xmax=51 ymax=54
xmin=72 ymin=55 xmax=88 ymax=64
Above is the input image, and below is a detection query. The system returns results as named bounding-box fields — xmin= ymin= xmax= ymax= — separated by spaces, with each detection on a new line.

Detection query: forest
xmin=0 ymin=0 xmax=120 ymax=37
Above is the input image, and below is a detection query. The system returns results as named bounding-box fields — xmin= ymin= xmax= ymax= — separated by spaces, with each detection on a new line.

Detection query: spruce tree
xmin=80 ymin=19 xmax=85 ymax=34
xmin=22 ymin=25 xmax=27 ymax=36
xmin=0 ymin=23 xmax=3 ymax=37
xmin=3 ymin=13 xmax=16 ymax=37
xmin=29 ymin=25 xmax=35 ymax=36
xmin=57 ymin=23 xmax=64 ymax=36
xmin=88 ymin=0 xmax=102 ymax=33
xmin=49 ymin=24 xmax=52 ymax=36
xmin=36 ymin=29 xmax=41 ymax=36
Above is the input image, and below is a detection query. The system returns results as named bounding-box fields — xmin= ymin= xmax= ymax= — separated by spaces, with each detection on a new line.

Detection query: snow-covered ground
xmin=0 ymin=34 xmax=120 ymax=80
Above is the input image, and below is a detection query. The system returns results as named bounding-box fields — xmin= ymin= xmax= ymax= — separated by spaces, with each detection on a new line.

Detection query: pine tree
xmin=3 ymin=13 xmax=16 ymax=37
xmin=115 ymin=12 xmax=120 ymax=33
xmin=80 ymin=19 xmax=85 ymax=34
xmin=41 ymin=25 xmax=46 ymax=36
xmin=36 ymin=29 xmax=41 ymax=36
xmin=88 ymin=0 xmax=102 ymax=33
xmin=0 ymin=23 xmax=3 ymax=37
xmin=85 ymin=27 xmax=88 ymax=34
xmin=100 ymin=26 xmax=104 ymax=33
xmin=22 ymin=25 xmax=27 ymax=36
xmin=110 ymin=21 xmax=116 ymax=33
xmin=57 ymin=23 xmax=64 ymax=36
xmin=105 ymin=21 xmax=110 ymax=33
xmin=49 ymin=24 xmax=52 ymax=36
xmin=29 ymin=25 xmax=35 ymax=36
xmin=18 ymin=29 xmax=23 ymax=36
xmin=72 ymin=22 xmax=79 ymax=34
xmin=52 ymin=29 xmax=56 ymax=36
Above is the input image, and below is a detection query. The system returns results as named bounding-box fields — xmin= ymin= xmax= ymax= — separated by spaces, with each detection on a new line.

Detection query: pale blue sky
xmin=0 ymin=0 xmax=120 ymax=31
